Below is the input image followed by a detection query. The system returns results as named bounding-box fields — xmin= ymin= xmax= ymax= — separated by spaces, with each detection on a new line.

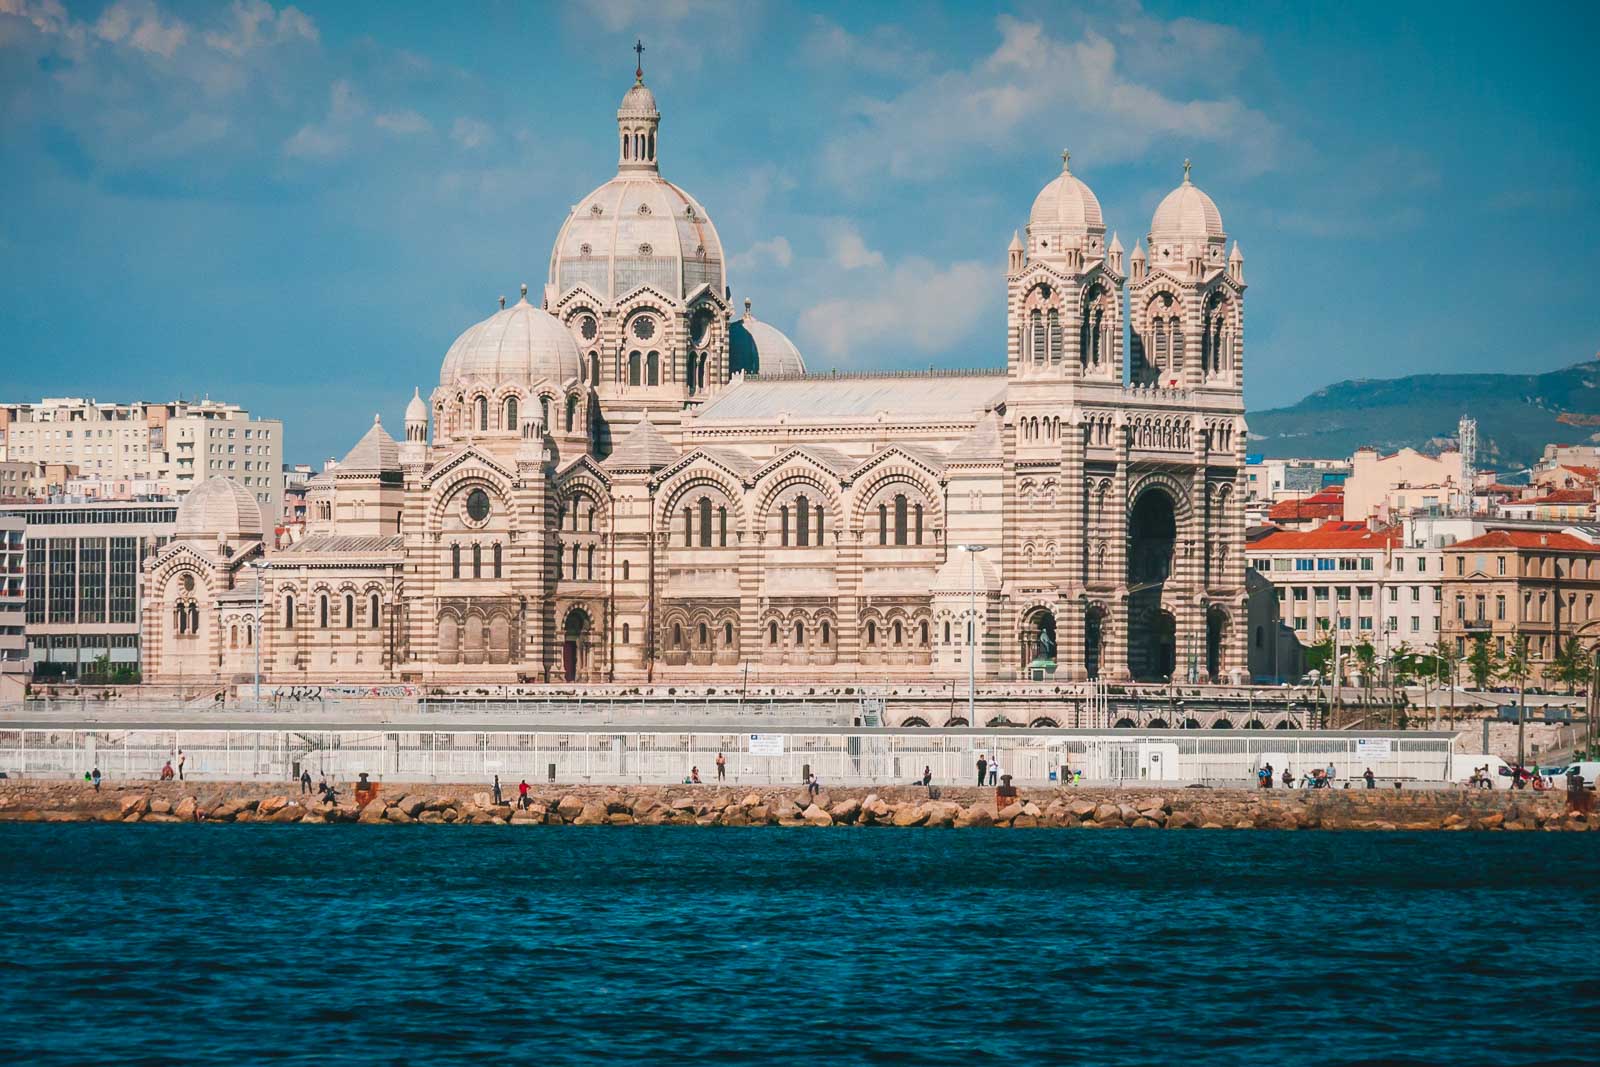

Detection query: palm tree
xmin=1433 ymin=638 xmax=1462 ymax=728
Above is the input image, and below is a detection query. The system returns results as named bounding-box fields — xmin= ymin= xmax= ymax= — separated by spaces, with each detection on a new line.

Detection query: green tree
xmin=1551 ymin=637 xmax=1591 ymax=694
xmin=1468 ymin=635 xmax=1496 ymax=690
xmin=1305 ymin=632 xmax=1336 ymax=678
xmin=1499 ymin=635 xmax=1534 ymax=770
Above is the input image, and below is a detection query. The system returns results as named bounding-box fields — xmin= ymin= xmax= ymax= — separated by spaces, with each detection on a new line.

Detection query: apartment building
xmin=0 ymin=516 xmax=25 ymax=699
xmin=0 ymin=397 xmax=283 ymax=519
xmin=0 ymin=500 xmax=177 ymax=680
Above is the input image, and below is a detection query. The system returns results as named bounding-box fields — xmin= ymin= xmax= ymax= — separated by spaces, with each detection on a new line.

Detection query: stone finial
xmin=1061 ymin=147 xmax=1071 ymax=172
xmin=519 ymin=282 xmax=528 ymax=300
xmin=1183 ymin=158 xmax=1192 ymax=183
xmin=743 ymin=297 xmax=753 ymax=318
xmin=498 ymin=295 xmax=506 ymax=309
xmin=1008 ymin=229 xmax=1023 ymax=252
xmin=1229 ymin=241 xmax=1244 ymax=262
xmin=373 ymin=413 xmax=381 ymax=424
xmin=1130 ymin=240 xmax=1146 ymax=260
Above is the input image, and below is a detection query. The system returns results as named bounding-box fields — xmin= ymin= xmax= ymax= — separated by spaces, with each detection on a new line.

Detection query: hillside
xmin=1246 ymin=360 xmax=1600 ymax=472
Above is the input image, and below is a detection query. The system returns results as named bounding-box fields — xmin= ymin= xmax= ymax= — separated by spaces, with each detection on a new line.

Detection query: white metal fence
xmin=0 ymin=727 xmax=1454 ymax=788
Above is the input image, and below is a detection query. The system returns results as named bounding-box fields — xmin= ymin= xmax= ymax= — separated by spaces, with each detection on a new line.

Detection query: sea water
xmin=1 ymin=825 xmax=1596 ymax=1065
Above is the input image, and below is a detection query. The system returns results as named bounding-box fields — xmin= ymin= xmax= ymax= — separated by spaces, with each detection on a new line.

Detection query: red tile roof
xmin=1513 ymin=489 xmax=1597 ymax=505
xmin=1266 ymin=487 xmax=1344 ymax=522
xmin=1248 ymin=521 xmax=1401 ymax=551
xmin=1450 ymin=530 xmax=1600 ymax=552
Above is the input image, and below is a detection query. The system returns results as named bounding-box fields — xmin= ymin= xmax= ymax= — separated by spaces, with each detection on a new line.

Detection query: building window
xmin=628 ymin=351 xmax=641 ymax=386
xmin=472 ymin=543 xmax=482 ymax=579
xmin=284 ymin=596 xmax=295 ymax=628
xmin=622 ymin=560 xmax=630 ymax=581
xmin=344 ymin=593 xmax=354 ymax=629
xmin=724 ymin=621 xmax=734 ymax=646
xmin=796 ymin=496 xmax=810 ymax=547
xmin=622 ymin=623 xmax=630 ymax=644
xmin=477 ymin=396 xmax=488 ymax=432
xmin=370 ymin=593 xmax=380 ymax=628
xmin=867 ymin=620 xmax=877 ymax=645
xmin=821 ymin=620 xmax=831 ymax=645
xmin=794 ymin=620 xmax=805 ymax=646
xmin=319 ymin=594 xmax=329 ymax=628
xmin=699 ymin=497 xmax=712 ymax=548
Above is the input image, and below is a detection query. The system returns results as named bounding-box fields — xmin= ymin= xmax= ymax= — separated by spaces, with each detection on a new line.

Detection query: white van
xmin=1449 ymin=753 xmax=1511 ymax=789
xmin=1565 ymin=761 xmax=1600 ymax=790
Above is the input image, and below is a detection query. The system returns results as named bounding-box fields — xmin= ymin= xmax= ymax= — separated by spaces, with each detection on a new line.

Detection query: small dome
xmin=619 ymin=79 xmax=657 ymax=114
xmin=729 ymin=301 xmax=806 ymax=377
xmin=405 ymin=387 xmax=427 ymax=423
xmin=440 ymin=293 xmax=583 ymax=388
xmin=174 ymin=476 xmax=264 ymax=541
xmin=340 ymin=415 xmax=400 ymax=473
xmin=1029 ymin=155 xmax=1105 ymax=235
xmin=931 ymin=550 xmax=1000 ymax=592
xmin=1150 ymin=162 xmax=1225 ymax=242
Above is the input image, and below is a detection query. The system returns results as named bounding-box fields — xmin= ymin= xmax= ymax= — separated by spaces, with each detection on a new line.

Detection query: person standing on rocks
xmin=990 ymin=760 xmax=1002 ymax=787
xmin=716 ymin=752 xmax=727 ymax=781
xmin=493 ymin=775 xmax=503 ymax=805
xmin=1364 ymin=768 xmax=1376 ymax=789
xmin=922 ymin=766 xmax=933 ymax=788
xmin=177 ymin=750 xmax=186 ymax=780
xmin=300 ymin=769 xmax=312 ymax=795
xmin=91 ymin=766 xmax=102 ymax=792
xmin=976 ymin=753 xmax=988 ymax=787
xmin=518 ymin=779 xmax=530 ymax=810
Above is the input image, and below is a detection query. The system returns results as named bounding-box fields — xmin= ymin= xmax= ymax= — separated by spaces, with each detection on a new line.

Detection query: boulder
xmin=1478 ymin=812 xmax=1506 ymax=829
xmin=802 ymin=804 xmax=833 ymax=826
xmin=1165 ymin=811 xmax=1197 ymax=830
xmin=394 ymin=795 xmax=428 ymax=818
xmin=417 ymin=810 xmax=445 ymax=824
xmin=956 ymin=806 xmax=994 ymax=828
xmin=1117 ymin=803 xmax=1141 ymax=823
xmin=149 ymin=798 xmax=172 ymax=815
xmin=829 ymin=798 xmax=862 ymax=824
xmin=604 ymin=794 xmax=632 ymax=815
xmin=1093 ymin=802 xmax=1121 ymax=823
xmin=173 ymin=796 xmax=198 ymax=821
xmin=1068 ymin=800 xmax=1098 ymax=819
xmin=608 ymin=812 xmax=636 ymax=826
xmin=269 ymin=805 xmax=304 ymax=823
xmin=1131 ymin=817 xmax=1160 ymax=829
xmin=670 ymin=796 xmax=699 ymax=812
xmin=746 ymin=805 xmax=770 ymax=824
xmin=206 ymin=797 xmax=251 ymax=822
xmin=358 ymin=803 xmax=388 ymax=824
xmin=490 ymin=804 xmax=515 ymax=821
xmin=472 ymin=792 xmax=494 ymax=809
xmin=383 ymin=806 xmax=414 ymax=824
xmin=890 ymin=804 xmax=929 ymax=827
xmin=721 ymin=811 xmax=751 ymax=827
xmin=924 ymin=803 xmax=957 ymax=828
xmin=424 ymin=796 xmax=456 ymax=813
xmin=995 ymin=802 xmax=1024 ymax=823
xmin=1012 ymin=815 xmax=1040 ymax=828
xmin=739 ymin=792 xmax=763 ymax=809
xmin=573 ymin=801 xmax=609 ymax=826
xmin=1021 ymin=801 xmax=1043 ymax=818
xmin=509 ymin=810 xmax=541 ymax=825
xmin=257 ymin=795 xmax=289 ymax=817
xmin=556 ymin=795 xmax=585 ymax=821
xmin=769 ymin=799 xmax=802 ymax=821
xmin=119 ymin=794 xmax=150 ymax=818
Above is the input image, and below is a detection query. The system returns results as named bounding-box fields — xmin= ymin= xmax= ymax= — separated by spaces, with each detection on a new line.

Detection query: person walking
xmin=300 ymin=769 xmax=312 ymax=795
xmin=177 ymin=750 xmax=186 ymax=780
xmin=922 ymin=766 xmax=933 ymax=788
xmin=91 ymin=766 xmax=102 ymax=792
xmin=492 ymin=775 xmax=503 ymax=806
xmin=518 ymin=779 xmax=530 ymax=810
xmin=716 ymin=752 xmax=727 ymax=781
xmin=1363 ymin=767 xmax=1376 ymax=789
xmin=976 ymin=753 xmax=988 ymax=787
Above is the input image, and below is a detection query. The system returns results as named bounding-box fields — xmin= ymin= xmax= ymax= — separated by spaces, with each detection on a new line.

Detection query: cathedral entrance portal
xmin=1206 ymin=606 xmax=1228 ymax=682
xmin=1127 ymin=487 xmax=1177 ymax=681
xmin=562 ymin=609 xmax=592 ymax=683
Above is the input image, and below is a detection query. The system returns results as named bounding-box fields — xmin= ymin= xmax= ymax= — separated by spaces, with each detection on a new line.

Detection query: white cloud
xmin=820 ymin=15 xmax=1280 ymax=189
xmin=450 ymin=116 xmax=493 ymax=149
xmin=283 ymin=122 xmax=343 ymax=159
xmin=797 ymin=257 xmax=991 ymax=364
xmin=94 ymin=0 xmax=187 ymax=59
xmin=729 ymin=236 xmax=794 ymax=274
xmin=800 ymin=15 xmax=935 ymax=80
xmin=375 ymin=110 xmax=430 ymax=136
xmin=828 ymin=223 xmax=884 ymax=270
xmin=203 ymin=0 xmax=318 ymax=56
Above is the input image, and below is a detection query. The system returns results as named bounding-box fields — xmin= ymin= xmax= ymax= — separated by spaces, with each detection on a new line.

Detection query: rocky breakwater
xmin=0 ymin=781 xmax=1594 ymax=831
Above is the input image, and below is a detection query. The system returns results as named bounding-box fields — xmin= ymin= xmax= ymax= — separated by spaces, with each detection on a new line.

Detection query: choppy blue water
xmin=1 ymin=826 xmax=1597 ymax=1065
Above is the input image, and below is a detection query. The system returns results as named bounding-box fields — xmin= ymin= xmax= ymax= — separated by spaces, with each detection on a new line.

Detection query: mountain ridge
xmin=1246 ymin=359 xmax=1600 ymax=471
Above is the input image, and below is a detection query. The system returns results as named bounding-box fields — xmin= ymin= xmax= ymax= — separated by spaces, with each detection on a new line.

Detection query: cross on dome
xmin=1061 ymin=148 xmax=1071 ymax=172
xmin=1183 ymin=158 xmax=1192 ymax=183
xmin=634 ymin=38 xmax=645 ymax=81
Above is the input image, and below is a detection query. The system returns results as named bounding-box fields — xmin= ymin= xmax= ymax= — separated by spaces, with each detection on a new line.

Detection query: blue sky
xmin=2 ymin=0 xmax=1597 ymax=464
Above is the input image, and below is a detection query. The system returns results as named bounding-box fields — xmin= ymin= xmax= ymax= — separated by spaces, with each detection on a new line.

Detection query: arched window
xmin=472 ymin=543 xmax=482 ymax=579
xmin=724 ymin=621 xmax=734 ymax=646
xmin=586 ymin=505 xmax=595 ymax=532
xmin=504 ymin=396 xmax=518 ymax=431
xmin=176 ymin=604 xmax=187 ymax=635
xmin=866 ymin=620 xmax=877 ymax=645
xmin=451 ymin=543 xmax=461 ymax=579
xmin=622 ymin=560 xmax=630 ymax=581
xmin=622 ymin=623 xmax=630 ymax=644
xmin=493 ymin=542 xmax=502 ymax=579
xmin=878 ymin=502 xmax=888 ymax=545
xmin=1030 ymin=308 xmax=1044 ymax=364
xmin=914 ymin=502 xmax=924 ymax=546
xmin=815 ymin=506 xmax=825 ymax=546
xmin=768 ymin=621 xmax=778 ymax=645
xmin=894 ymin=494 xmax=908 ymax=546
xmin=621 ymin=133 xmax=629 ymax=160
xmin=646 ymin=351 xmax=659 ymax=386
xmin=699 ymin=497 xmax=712 ymax=548
xmin=718 ymin=506 xmax=728 ymax=547
xmin=893 ymin=620 xmax=903 ymax=645
xmin=540 ymin=395 xmax=550 ymax=426
xmin=1047 ymin=308 xmax=1061 ymax=363
xmin=284 ymin=596 xmax=295 ymax=629
xmin=319 ymin=594 xmax=329 ymax=628
xmin=628 ymin=351 xmax=641 ymax=387
xmin=344 ymin=593 xmax=354 ymax=629
xmin=246 ymin=624 xmax=253 ymax=646
xmin=570 ymin=544 xmax=578 ymax=578
xmin=699 ymin=622 xmax=709 ymax=646
xmin=794 ymin=620 xmax=805 ymax=645
xmin=585 ymin=545 xmax=594 ymax=580
xmin=589 ymin=352 xmax=600 ymax=386
xmin=672 ymin=623 xmax=683 ymax=648
xmin=821 ymin=620 xmax=831 ymax=645
xmin=944 ymin=620 xmax=951 ymax=643
xmin=566 ymin=395 xmax=578 ymax=432
xmin=370 ymin=593 xmax=380 ymax=628
xmin=683 ymin=507 xmax=693 ymax=547
xmin=780 ymin=505 xmax=789 ymax=547
xmin=920 ymin=620 xmax=930 ymax=645
xmin=190 ymin=604 xmax=199 ymax=634
xmin=229 ymin=624 xmax=238 ymax=648
xmin=1170 ymin=320 xmax=1185 ymax=371
xmin=477 ymin=395 xmax=488 ymax=431
xmin=647 ymin=132 xmax=654 ymax=160
xmin=796 ymin=495 xmax=810 ymax=547
xmin=1154 ymin=318 xmax=1168 ymax=372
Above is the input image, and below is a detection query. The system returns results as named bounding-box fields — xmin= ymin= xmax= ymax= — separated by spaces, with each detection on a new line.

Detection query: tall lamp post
xmin=250 ymin=558 xmax=268 ymax=710
xmin=958 ymin=544 xmax=988 ymax=728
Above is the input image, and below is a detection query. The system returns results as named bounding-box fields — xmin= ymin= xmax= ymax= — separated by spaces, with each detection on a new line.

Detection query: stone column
xmin=1104 ymin=420 xmax=1132 ymax=681
xmin=1060 ymin=413 xmax=1087 ymax=679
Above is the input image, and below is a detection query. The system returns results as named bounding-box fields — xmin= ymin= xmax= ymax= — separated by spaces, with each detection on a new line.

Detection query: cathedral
xmin=142 ymin=65 xmax=1249 ymax=690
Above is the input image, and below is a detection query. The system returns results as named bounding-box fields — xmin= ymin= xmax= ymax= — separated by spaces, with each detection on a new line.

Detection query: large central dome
xmin=547 ymin=74 xmax=725 ymax=302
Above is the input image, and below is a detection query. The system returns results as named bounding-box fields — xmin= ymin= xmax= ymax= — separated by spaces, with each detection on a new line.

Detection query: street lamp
xmin=958 ymin=544 xmax=988 ymax=729
xmin=249 ymin=558 xmax=269 ymax=710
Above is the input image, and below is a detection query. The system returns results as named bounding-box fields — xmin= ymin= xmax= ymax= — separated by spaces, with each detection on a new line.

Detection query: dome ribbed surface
xmin=1150 ymin=179 xmax=1225 ymax=241
xmin=174 ymin=476 xmax=264 ymax=540
xmin=729 ymin=314 xmax=806 ymax=377
xmin=439 ymin=297 xmax=583 ymax=388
